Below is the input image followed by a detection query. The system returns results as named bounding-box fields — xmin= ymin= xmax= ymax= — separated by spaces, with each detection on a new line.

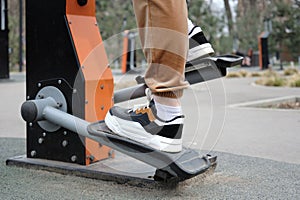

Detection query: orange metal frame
xmin=121 ymin=30 xmax=129 ymax=74
xmin=66 ymin=0 xmax=114 ymax=165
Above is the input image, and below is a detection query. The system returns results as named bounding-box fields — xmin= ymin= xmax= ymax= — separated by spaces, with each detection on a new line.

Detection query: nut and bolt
xmin=30 ymin=150 xmax=37 ymax=157
xmin=62 ymin=140 xmax=68 ymax=147
xmin=37 ymin=94 xmax=44 ymax=99
xmin=57 ymin=102 xmax=63 ymax=108
xmin=71 ymin=155 xmax=77 ymax=162
xmin=38 ymin=138 xmax=44 ymax=144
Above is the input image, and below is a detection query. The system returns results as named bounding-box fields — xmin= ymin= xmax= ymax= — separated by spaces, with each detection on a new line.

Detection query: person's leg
xmin=105 ymin=0 xmax=188 ymax=152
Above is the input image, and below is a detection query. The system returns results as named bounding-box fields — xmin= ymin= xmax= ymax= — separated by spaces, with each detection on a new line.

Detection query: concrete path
xmin=0 ymin=71 xmax=299 ymax=199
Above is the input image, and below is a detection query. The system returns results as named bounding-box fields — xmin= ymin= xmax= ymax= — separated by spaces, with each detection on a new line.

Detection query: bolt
xmin=37 ymin=83 xmax=42 ymax=87
xmin=62 ymin=140 xmax=68 ymax=147
xmin=29 ymin=123 xmax=33 ymax=127
xmin=69 ymin=21 xmax=72 ymax=25
xmin=85 ymin=100 xmax=88 ymax=105
xmin=100 ymin=85 xmax=104 ymax=89
xmin=37 ymin=94 xmax=44 ymax=99
xmin=101 ymin=106 xmax=105 ymax=110
xmin=89 ymin=155 xmax=95 ymax=162
xmin=58 ymin=80 xmax=62 ymax=84
xmin=30 ymin=150 xmax=37 ymax=157
xmin=108 ymin=150 xmax=114 ymax=158
xmin=71 ymin=155 xmax=77 ymax=162
xmin=57 ymin=102 xmax=63 ymax=108
xmin=42 ymin=132 xmax=47 ymax=137
xmin=63 ymin=131 xmax=67 ymax=135
xmin=98 ymin=143 xmax=103 ymax=148
xmin=73 ymin=89 xmax=77 ymax=94
xmin=95 ymin=22 xmax=98 ymax=26
xmin=81 ymin=66 xmax=85 ymax=69
xmin=38 ymin=138 xmax=44 ymax=144
xmin=27 ymin=96 xmax=30 ymax=100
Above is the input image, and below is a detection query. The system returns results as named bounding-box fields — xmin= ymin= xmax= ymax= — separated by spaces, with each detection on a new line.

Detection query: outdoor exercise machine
xmin=7 ymin=0 xmax=243 ymax=184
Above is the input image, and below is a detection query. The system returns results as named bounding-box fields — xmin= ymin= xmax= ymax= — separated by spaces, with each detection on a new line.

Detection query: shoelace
xmin=128 ymin=88 xmax=153 ymax=113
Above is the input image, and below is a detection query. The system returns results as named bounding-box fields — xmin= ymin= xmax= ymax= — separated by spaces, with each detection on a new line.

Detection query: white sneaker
xmin=188 ymin=26 xmax=215 ymax=62
xmin=105 ymin=100 xmax=184 ymax=153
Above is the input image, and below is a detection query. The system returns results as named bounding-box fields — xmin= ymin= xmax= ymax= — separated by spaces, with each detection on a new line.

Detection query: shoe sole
xmin=105 ymin=112 xmax=182 ymax=153
xmin=187 ymin=43 xmax=215 ymax=62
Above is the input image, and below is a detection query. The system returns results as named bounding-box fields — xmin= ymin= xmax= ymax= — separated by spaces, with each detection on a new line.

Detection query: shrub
xmin=250 ymin=72 xmax=262 ymax=77
xmin=284 ymin=68 xmax=299 ymax=76
xmin=226 ymin=72 xmax=242 ymax=78
xmin=239 ymin=70 xmax=249 ymax=77
xmin=263 ymin=69 xmax=279 ymax=78
xmin=273 ymin=77 xmax=286 ymax=87
xmin=294 ymin=79 xmax=300 ymax=87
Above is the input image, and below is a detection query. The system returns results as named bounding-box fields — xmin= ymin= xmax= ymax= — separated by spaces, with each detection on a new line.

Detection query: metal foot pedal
xmin=87 ymin=121 xmax=216 ymax=183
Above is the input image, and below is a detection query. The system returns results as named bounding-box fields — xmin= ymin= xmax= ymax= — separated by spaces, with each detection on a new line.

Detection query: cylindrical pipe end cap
xmin=21 ymin=101 xmax=38 ymax=123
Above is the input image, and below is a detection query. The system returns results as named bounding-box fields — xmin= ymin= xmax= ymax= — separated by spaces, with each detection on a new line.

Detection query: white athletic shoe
xmin=188 ymin=26 xmax=215 ymax=62
xmin=105 ymin=100 xmax=184 ymax=153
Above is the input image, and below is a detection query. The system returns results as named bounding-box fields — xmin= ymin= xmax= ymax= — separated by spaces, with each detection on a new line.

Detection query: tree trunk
xmin=224 ymin=0 xmax=234 ymax=35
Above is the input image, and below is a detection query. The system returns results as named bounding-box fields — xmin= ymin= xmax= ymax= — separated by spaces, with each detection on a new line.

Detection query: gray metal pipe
xmin=43 ymin=106 xmax=90 ymax=138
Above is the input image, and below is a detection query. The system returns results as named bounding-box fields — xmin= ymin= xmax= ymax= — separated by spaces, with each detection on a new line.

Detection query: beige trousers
xmin=132 ymin=0 xmax=189 ymax=98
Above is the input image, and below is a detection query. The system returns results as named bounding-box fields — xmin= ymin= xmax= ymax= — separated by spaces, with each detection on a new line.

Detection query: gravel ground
xmin=1 ymin=138 xmax=299 ymax=200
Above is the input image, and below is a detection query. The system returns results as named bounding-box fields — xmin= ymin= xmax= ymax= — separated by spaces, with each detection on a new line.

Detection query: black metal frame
xmin=0 ymin=0 xmax=9 ymax=79
xmin=26 ymin=0 xmax=87 ymax=164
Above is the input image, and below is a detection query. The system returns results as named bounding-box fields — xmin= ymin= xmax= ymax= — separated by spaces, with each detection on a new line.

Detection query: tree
xmin=96 ymin=0 xmax=136 ymax=40
xmin=270 ymin=0 xmax=300 ymax=61
xmin=188 ymin=0 xmax=225 ymax=53
xmin=223 ymin=0 xmax=234 ymax=35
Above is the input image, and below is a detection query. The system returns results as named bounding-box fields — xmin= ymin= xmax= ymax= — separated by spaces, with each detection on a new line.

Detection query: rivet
xmin=69 ymin=21 xmax=72 ymax=24
xmin=101 ymin=106 xmax=105 ymax=110
xmin=29 ymin=123 xmax=33 ymax=127
xmin=73 ymin=89 xmax=77 ymax=94
xmin=71 ymin=155 xmax=77 ymax=162
xmin=58 ymin=80 xmax=62 ymax=84
xmin=81 ymin=66 xmax=85 ymax=69
xmin=38 ymin=138 xmax=44 ymax=144
xmin=95 ymin=22 xmax=98 ymax=26
xmin=85 ymin=100 xmax=88 ymax=105
xmin=27 ymin=96 xmax=30 ymax=100
xmin=100 ymin=85 xmax=104 ymax=89
xmin=63 ymin=131 xmax=67 ymax=135
xmin=30 ymin=150 xmax=37 ymax=157
xmin=62 ymin=140 xmax=68 ymax=147
xmin=42 ymin=132 xmax=47 ymax=137
xmin=37 ymin=83 xmax=41 ymax=87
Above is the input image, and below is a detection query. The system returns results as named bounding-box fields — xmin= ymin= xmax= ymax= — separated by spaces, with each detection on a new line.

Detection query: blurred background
xmin=4 ymin=0 xmax=300 ymax=72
